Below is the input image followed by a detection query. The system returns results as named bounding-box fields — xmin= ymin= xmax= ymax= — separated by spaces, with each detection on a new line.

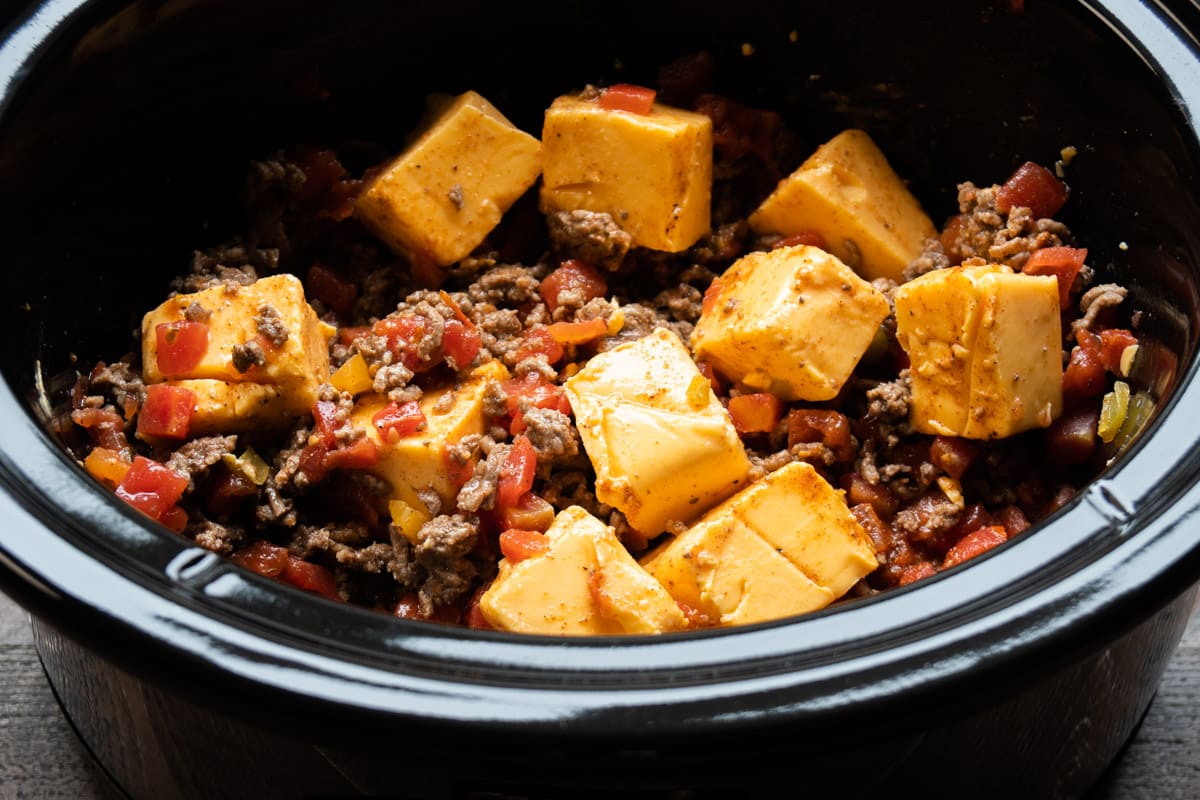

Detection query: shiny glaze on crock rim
xmin=0 ymin=0 xmax=1197 ymax=741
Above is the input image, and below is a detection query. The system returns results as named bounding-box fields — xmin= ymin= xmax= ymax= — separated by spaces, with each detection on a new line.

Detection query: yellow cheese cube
xmin=691 ymin=244 xmax=890 ymax=401
xmin=539 ymin=93 xmax=712 ymax=252
xmin=480 ymin=506 xmax=687 ymax=635
xmin=641 ymin=461 xmax=875 ymax=626
xmin=355 ymin=91 xmax=542 ymax=268
xmin=732 ymin=462 xmax=877 ymax=597
xmin=166 ymin=380 xmax=292 ymax=436
xmin=640 ymin=504 xmax=833 ymax=627
xmin=350 ymin=360 xmax=508 ymax=511
xmin=895 ymin=265 xmax=1063 ymax=439
xmin=141 ymin=274 xmax=332 ymax=429
xmin=748 ymin=129 xmax=936 ymax=282
xmin=564 ymin=328 xmax=751 ymax=536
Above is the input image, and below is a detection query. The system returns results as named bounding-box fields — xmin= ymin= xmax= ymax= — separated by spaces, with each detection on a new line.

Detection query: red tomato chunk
xmin=115 ymin=455 xmax=189 ymax=522
xmin=541 ymin=260 xmax=608 ymax=314
xmin=995 ymin=161 xmax=1069 ymax=219
xmin=138 ymin=384 xmax=196 ymax=441
xmin=155 ymin=321 xmax=209 ymax=377
xmin=598 ymin=83 xmax=657 ymax=115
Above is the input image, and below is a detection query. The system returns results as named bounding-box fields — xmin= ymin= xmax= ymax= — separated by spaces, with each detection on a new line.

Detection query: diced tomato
xmin=843 ymin=473 xmax=899 ymax=519
xmin=373 ymin=400 xmax=427 ymax=440
xmin=155 ymin=321 xmax=209 ymax=378
xmin=465 ymin=584 xmax=494 ymax=630
xmin=547 ymin=318 xmax=608 ymax=346
xmin=311 ymin=399 xmax=342 ymax=447
xmin=940 ymin=214 xmax=967 ymax=265
xmin=598 ymin=83 xmax=657 ymax=114
xmin=231 ymin=541 xmax=290 ymax=577
xmin=898 ymin=562 xmax=937 ymax=586
xmin=393 ymin=592 xmax=422 ymax=620
xmin=283 ymin=556 xmax=340 ymax=600
xmin=1063 ymin=329 xmax=1106 ymax=404
xmin=294 ymin=148 xmax=362 ymax=221
xmin=115 ymin=455 xmax=189 ymax=521
xmin=1046 ymin=407 xmax=1099 ymax=465
xmin=540 ymin=260 xmax=609 ymax=314
xmin=728 ymin=393 xmax=782 ymax=435
xmin=501 ymin=374 xmax=572 ymax=434
xmin=513 ymin=327 xmax=565 ymax=365
xmin=1098 ymin=328 xmax=1138 ymax=374
xmin=701 ymin=278 xmax=724 ymax=316
xmin=773 ymin=231 xmax=827 ymax=251
xmin=943 ymin=504 xmax=996 ymax=549
xmin=786 ymin=408 xmax=854 ymax=461
xmin=497 ymin=436 xmax=537 ymax=510
xmin=297 ymin=441 xmax=336 ymax=484
xmin=337 ymin=325 xmax=371 ymax=348
xmin=72 ymin=406 xmax=130 ymax=454
xmin=943 ymin=525 xmax=1008 ymax=568
xmin=994 ymin=505 xmax=1031 ymax=538
xmin=158 ymin=505 xmax=189 ymax=534
xmin=323 ymin=435 xmax=380 ymax=471
xmin=442 ymin=319 xmax=481 ymax=369
xmin=499 ymin=492 xmax=555 ymax=533
xmin=995 ymin=161 xmax=1069 ymax=219
xmin=306 ymin=263 xmax=358 ymax=316
xmin=138 ymin=384 xmax=195 ymax=441
xmin=373 ymin=314 xmax=435 ymax=371
xmin=498 ymin=528 xmax=550 ymax=562
xmin=202 ymin=464 xmax=259 ymax=517
xmin=929 ymin=436 xmax=980 ymax=480
xmin=1022 ymin=246 xmax=1087 ymax=309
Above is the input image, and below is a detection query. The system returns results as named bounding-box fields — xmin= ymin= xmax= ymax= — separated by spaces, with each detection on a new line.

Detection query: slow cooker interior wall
xmin=0 ymin=0 xmax=1197 ymax=435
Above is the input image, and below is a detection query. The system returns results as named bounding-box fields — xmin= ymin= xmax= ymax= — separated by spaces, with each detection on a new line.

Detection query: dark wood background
xmin=0 ymin=589 xmax=1195 ymax=799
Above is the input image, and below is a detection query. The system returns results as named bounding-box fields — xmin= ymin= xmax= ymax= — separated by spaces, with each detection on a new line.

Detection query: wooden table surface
xmin=0 ymin=590 xmax=1196 ymax=799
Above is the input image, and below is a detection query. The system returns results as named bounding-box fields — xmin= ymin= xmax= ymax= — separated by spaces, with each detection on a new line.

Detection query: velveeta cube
xmin=355 ymin=91 xmax=542 ymax=269
xmin=539 ymin=93 xmax=712 ymax=253
xmin=895 ymin=264 xmax=1063 ymax=439
xmin=641 ymin=462 xmax=875 ymax=626
xmin=563 ymin=328 xmax=751 ymax=536
xmin=141 ymin=274 xmax=332 ymax=429
xmin=733 ymin=461 xmax=877 ymax=597
xmin=480 ymin=506 xmax=687 ymax=635
xmin=748 ymin=129 xmax=936 ymax=282
xmin=691 ymin=244 xmax=890 ymax=401
xmin=350 ymin=360 xmax=508 ymax=512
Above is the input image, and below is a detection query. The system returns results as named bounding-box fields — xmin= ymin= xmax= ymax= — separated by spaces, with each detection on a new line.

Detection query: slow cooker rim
xmin=1 ymin=0 xmax=1199 ymax=739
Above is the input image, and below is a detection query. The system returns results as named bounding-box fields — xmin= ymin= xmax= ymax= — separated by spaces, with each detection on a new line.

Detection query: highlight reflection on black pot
xmin=0 ymin=1 xmax=1199 ymax=798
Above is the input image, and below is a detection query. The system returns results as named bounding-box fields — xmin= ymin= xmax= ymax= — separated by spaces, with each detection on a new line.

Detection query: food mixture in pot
xmin=63 ymin=57 xmax=1150 ymax=634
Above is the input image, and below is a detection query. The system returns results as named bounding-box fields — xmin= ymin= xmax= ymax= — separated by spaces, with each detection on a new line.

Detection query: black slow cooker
xmin=1 ymin=0 xmax=1199 ymax=797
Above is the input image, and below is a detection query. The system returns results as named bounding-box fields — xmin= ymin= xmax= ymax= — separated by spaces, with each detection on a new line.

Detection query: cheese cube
xmin=540 ymin=93 xmax=712 ymax=252
xmin=355 ymin=91 xmax=542 ymax=269
xmin=895 ymin=264 xmax=1063 ymax=439
xmin=691 ymin=244 xmax=890 ymax=401
xmin=640 ymin=505 xmax=833 ymax=627
xmin=350 ymin=360 xmax=508 ymax=512
xmin=167 ymin=380 xmax=293 ymax=436
xmin=748 ymin=129 xmax=936 ymax=282
xmin=141 ymin=274 xmax=332 ymax=429
xmin=641 ymin=461 xmax=875 ymax=626
xmin=479 ymin=506 xmax=687 ymax=635
xmin=564 ymin=328 xmax=751 ymax=536
xmin=733 ymin=462 xmax=877 ymax=597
